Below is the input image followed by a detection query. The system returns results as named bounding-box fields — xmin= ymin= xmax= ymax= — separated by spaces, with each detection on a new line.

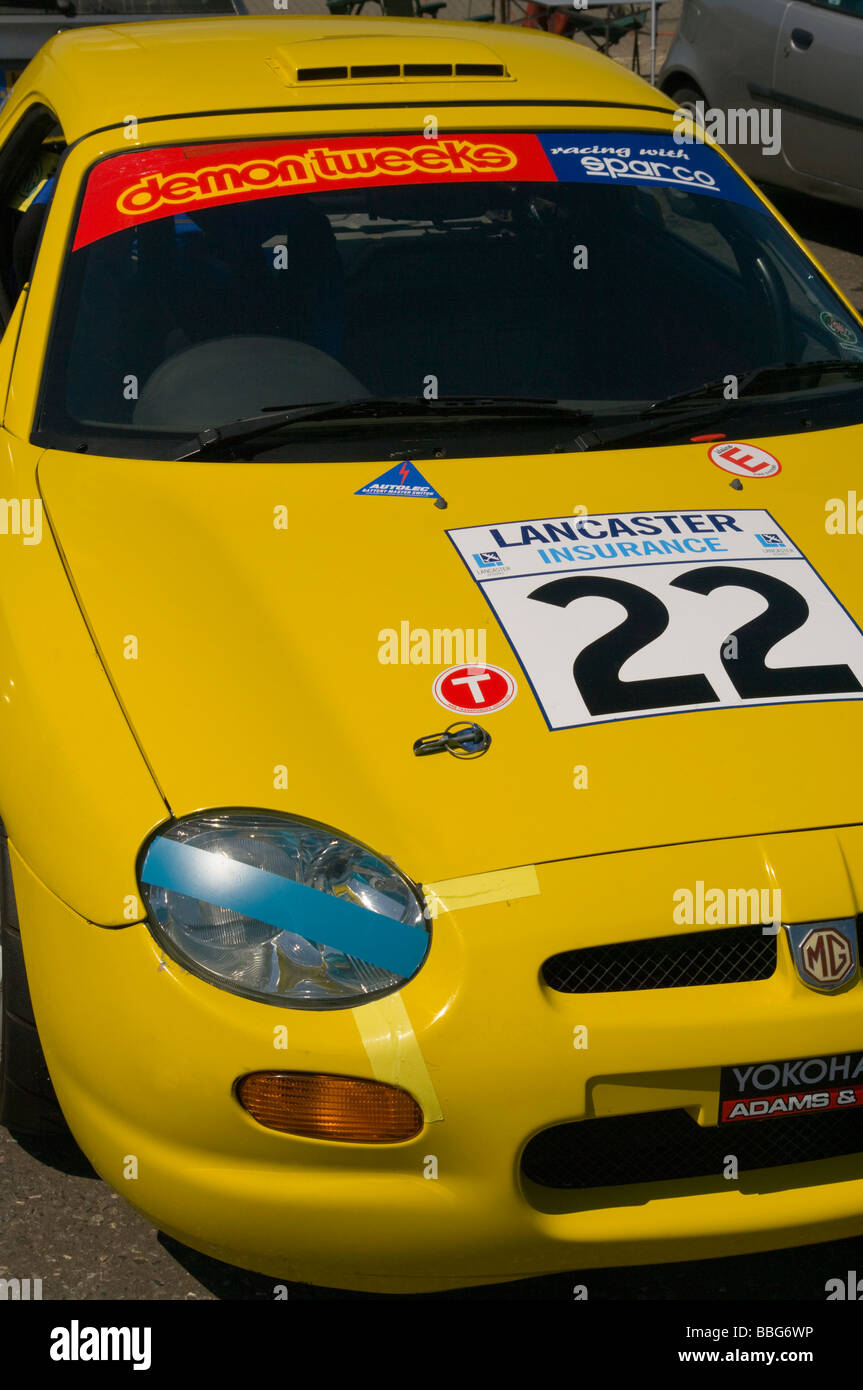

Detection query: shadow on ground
xmin=8 ymin=1128 xmax=98 ymax=1180
xmin=158 ymin=1229 xmax=863 ymax=1300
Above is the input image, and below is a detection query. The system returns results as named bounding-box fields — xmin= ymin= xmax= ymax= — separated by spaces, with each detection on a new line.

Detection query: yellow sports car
xmin=0 ymin=15 xmax=862 ymax=1295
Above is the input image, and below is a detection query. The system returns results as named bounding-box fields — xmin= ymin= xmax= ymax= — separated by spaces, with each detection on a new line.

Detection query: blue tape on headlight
xmin=141 ymin=837 xmax=428 ymax=978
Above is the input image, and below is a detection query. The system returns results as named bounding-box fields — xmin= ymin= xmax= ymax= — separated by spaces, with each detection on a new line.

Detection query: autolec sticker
xmin=446 ymin=509 xmax=863 ymax=730
xmin=72 ymin=134 xmax=553 ymax=250
xmin=356 ymin=461 xmax=441 ymax=499
xmin=539 ymin=131 xmax=765 ymax=213
xmin=720 ymin=1050 xmax=863 ymax=1123
xmin=433 ymin=663 xmax=517 ymax=715
xmin=710 ymin=441 xmax=781 ymax=478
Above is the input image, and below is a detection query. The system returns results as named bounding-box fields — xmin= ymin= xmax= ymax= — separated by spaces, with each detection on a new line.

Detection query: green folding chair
xmin=327 ymin=0 xmax=447 ymax=18
xmin=569 ymin=3 xmax=660 ymax=75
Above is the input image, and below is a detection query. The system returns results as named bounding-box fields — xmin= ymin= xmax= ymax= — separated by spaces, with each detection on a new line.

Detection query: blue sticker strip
xmin=141 ymin=837 xmax=428 ymax=978
xmin=538 ymin=131 xmax=765 ymax=214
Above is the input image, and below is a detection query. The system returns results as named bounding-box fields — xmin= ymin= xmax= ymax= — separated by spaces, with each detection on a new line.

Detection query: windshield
xmin=35 ymin=130 xmax=863 ymax=458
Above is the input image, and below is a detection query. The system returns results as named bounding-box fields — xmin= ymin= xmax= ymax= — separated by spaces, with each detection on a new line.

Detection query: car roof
xmin=7 ymin=16 xmax=675 ymax=143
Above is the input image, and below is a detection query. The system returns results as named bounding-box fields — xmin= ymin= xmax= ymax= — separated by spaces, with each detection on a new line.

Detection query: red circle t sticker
xmin=433 ymin=664 xmax=517 ymax=714
xmin=709 ymin=441 xmax=781 ymax=478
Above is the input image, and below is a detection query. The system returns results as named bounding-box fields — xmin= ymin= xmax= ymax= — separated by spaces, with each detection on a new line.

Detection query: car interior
xmin=0 ymin=105 xmax=66 ymax=325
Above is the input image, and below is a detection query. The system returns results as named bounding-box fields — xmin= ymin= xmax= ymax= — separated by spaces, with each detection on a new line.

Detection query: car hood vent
xmin=296 ymin=62 xmax=506 ymax=81
xmin=268 ymin=37 xmax=511 ymax=86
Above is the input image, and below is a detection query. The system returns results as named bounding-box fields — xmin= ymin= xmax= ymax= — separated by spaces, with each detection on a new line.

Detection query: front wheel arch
xmin=0 ymin=830 xmax=74 ymax=1139
xmin=660 ymin=75 xmax=709 ymax=112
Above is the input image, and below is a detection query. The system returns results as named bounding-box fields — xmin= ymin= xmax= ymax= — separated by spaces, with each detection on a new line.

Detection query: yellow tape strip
xmin=353 ymin=993 xmax=443 ymax=1122
xmin=423 ymin=864 xmax=540 ymax=918
xmin=352 ymin=867 xmax=540 ymax=1122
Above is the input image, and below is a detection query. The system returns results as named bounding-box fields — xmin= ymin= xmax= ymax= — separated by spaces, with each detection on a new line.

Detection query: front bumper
xmin=14 ymin=826 xmax=863 ymax=1294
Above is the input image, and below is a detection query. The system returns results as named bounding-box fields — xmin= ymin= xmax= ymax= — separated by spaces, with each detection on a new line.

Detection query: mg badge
xmin=786 ymin=919 xmax=859 ymax=993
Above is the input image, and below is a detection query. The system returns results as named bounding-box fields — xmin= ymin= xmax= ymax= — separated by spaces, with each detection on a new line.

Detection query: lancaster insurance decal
xmin=446 ymin=509 xmax=863 ymax=731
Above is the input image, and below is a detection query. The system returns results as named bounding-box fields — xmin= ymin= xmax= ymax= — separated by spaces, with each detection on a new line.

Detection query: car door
xmin=772 ymin=0 xmax=863 ymax=196
xmin=662 ymin=0 xmax=788 ymax=188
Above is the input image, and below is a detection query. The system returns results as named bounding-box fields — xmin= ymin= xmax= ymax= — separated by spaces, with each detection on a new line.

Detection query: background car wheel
xmin=0 ymin=838 xmax=72 ymax=1138
xmin=666 ymin=83 xmax=707 ymax=117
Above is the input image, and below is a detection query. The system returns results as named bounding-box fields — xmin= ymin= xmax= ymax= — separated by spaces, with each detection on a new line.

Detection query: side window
xmin=0 ymin=105 xmax=66 ymax=335
xmin=800 ymin=0 xmax=863 ymax=16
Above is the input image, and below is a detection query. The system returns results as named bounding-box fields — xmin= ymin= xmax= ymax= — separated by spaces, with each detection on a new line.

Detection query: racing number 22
xmin=529 ymin=565 xmax=862 ymax=717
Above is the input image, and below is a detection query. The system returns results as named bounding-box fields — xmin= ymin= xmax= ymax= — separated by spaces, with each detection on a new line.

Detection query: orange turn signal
xmin=236 ymin=1071 xmax=424 ymax=1143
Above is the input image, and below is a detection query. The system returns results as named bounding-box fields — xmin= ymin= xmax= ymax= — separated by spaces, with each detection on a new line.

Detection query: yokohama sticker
xmin=446 ymin=508 xmax=863 ymax=730
xmin=709 ymin=441 xmax=781 ymax=478
xmin=720 ymin=1049 xmax=863 ymax=1123
xmin=721 ymin=1086 xmax=863 ymax=1121
xmin=433 ymin=663 xmax=517 ymax=715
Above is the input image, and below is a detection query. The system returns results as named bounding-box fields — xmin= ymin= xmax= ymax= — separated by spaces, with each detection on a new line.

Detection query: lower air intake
xmin=521 ymin=1107 xmax=863 ymax=1189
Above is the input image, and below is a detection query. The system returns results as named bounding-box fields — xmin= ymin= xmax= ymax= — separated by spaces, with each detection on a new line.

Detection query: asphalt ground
xmin=2 ymin=1 xmax=863 ymax=1303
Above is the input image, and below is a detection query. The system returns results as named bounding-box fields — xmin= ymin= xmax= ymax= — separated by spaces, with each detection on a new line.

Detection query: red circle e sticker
xmin=709 ymin=441 xmax=781 ymax=478
xmin=433 ymin=663 xmax=517 ymax=715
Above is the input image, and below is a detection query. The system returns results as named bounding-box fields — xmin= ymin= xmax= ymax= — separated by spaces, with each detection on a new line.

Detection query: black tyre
xmin=0 ymin=835 xmax=71 ymax=1137
xmin=666 ymin=82 xmax=707 ymax=117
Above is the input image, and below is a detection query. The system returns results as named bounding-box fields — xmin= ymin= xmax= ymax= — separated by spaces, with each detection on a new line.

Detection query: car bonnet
xmin=36 ymin=426 xmax=863 ymax=883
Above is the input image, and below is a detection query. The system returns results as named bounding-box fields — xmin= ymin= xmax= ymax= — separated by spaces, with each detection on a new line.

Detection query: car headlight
xmin=138 ymin=812 xmax=430 ymax=1009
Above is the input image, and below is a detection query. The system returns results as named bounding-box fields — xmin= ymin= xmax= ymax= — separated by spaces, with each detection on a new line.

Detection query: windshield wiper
xmin=176 ymin=396 xmax=594 ymax=460
xmin=642 ymin=359 xmax=863 ymax=416
xmin=571 ymin=359 xmax=863 ymax=452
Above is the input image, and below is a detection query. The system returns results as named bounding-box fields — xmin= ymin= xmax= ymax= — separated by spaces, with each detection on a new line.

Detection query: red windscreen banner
xmin=72 ymin=134 xmax=555 ymax=249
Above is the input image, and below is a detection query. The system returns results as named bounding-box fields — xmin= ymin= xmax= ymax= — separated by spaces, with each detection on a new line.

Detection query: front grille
xmin=522 ymin=1107 xmax=863 ymax=1189
xmin=542 ymin=925 xmax=777 ymax=994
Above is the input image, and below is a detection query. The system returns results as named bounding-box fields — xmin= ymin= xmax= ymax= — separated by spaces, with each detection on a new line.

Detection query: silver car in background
xmin=660 ymin=0 xmax=863 ymax=210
